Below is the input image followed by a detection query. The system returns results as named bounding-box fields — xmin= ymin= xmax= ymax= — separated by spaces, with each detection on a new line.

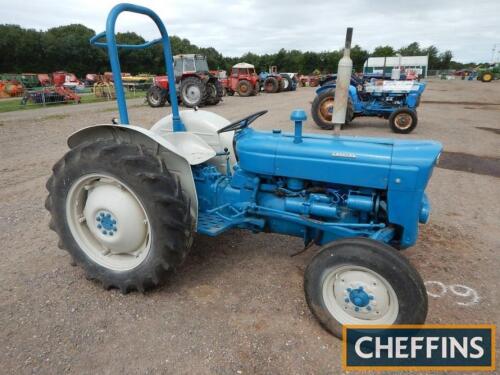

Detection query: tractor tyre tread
xmin=280 ymin=74 xmax=293 ymax=92
xmin=205 ymin=79 xmax=223 ymax=105
xmin=180 ymin=76 xmax=206 ymax=108
xmin=46 ymin=140 xmax=193 ymax=293
xmin=146 ymin=86 xmax=166 ymax=108
xmin=237 ymin=80 xmax=252 ymax=97
xmin=264 ymin=76 xmax=279 ymax=93
xmin=389 ymin=107 xmax=418 ymax=134
xmin=311 ymin=89 xmax=353 ymax=130
xmin=304 ymin=237 xmax=428 ymax=338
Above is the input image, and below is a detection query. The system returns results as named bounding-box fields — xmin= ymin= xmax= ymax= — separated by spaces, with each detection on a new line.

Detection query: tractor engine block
xmin=193 ymin=164 xmax=388 ymax=245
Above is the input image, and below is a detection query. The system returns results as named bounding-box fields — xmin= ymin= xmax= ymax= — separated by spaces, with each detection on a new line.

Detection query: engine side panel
xmin=236 ymin=129 xmax=393 ymax=189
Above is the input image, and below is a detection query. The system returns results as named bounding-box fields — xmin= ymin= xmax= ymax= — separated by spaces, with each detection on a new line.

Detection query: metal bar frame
xmin=89 ymin=3 xmax=185 ymax=131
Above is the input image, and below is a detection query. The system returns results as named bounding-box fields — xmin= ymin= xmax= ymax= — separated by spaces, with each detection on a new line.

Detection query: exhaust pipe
xmin=332 ymin=27 xmax=353 ymax=134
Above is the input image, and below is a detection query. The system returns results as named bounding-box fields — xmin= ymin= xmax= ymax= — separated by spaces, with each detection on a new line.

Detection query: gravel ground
xmin=1 ymin=79 xmax=499 ymax=374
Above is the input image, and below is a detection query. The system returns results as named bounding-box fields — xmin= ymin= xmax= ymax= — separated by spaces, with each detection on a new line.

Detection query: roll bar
xmin=90 ymin=3 xmax=185 ymax=131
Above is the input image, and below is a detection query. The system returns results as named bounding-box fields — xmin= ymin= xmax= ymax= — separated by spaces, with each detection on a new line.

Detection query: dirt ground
xmin=1 ymin=79 xmax=499 ymax=374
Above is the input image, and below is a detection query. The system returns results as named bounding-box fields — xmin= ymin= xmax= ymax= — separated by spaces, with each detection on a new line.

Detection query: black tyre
xmin=45 ymin=140 xmax=193 ymax=293
xmin=304 ymin=238 xmax=428 ymax=338
xmin=311 ymin=89 xmax=353 ymax=130
xmin=251 ymin=82 xmax=260 ymax=96
xmin=146 ymin=86 xmax=166 ymax=108
xmin=280 ymin=74 xmax=293 ymax=91
xmin=205 ymin=80 xmax=222 ymax=105
xmin=264 ymin=76 xmax=279 ymax=93
xmin=180 ymin=76 xmax=205 ymax=107
xmin=480 ymin=72 xmax=493 ymax=82
xmin=237 ymin=79 xmax=252 ymax=97
xmin=389 ymin=107 xmax=418 ymax=133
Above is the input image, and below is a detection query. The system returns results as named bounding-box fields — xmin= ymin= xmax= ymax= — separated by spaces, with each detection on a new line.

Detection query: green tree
xmin=350 ymin=45 xmax=369 ymax=72
xmin=438 ymin=50 xmax=453 ymax=70
xmin=372 ymin=45 xmax=395 ymax=57
xmin=45 ymin=24 xmax=107 ymax=75
xmin=397 ymin=42 xmax=422 ymax=56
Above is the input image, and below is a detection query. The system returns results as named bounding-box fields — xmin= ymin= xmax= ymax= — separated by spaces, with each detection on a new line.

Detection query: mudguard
xmin=67 ymin=124 xmax=216 ymax=226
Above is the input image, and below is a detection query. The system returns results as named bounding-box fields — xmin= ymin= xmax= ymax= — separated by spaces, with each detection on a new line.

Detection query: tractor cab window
xmin=231 ymin=68 xmax=239 ymax=77
xmin=249 ymin=68 xmax=256 ymax=74
xmin=195 ymin=58 xmax=209 ymax=73
xmin=174 ymin=59 xmax=183 ymax=77
xmin=240 ymin=68 xmax=249 ymax=75
xmin=184 ymin=59 xmax=196 ymax=73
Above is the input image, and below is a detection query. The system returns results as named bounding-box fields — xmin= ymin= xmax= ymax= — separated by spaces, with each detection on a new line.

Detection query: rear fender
xmin=151 ymin=110 xmax=235 ymax=174
xmin=67 ymin=124 xmax=216 ymax=226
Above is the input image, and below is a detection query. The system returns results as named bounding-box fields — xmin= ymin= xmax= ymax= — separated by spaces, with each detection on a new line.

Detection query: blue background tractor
xmin=312 ymin=75 xmax=426 ymax=133
xmin=46 ymin=4 xmax=442 ymax=338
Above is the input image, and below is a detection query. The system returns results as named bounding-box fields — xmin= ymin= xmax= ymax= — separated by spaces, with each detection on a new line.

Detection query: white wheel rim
xmin=283 ymin=79 xmax=289 ymax=89
xmin=394 ymin=113 xmax=413 ymax=130
xmin=322 ymin=265 xmax=399 ymax=325
xmin=183 ymin=84 xmax=201 ymax=105
xmin=66 ymin=174 xmax=151 ymax=271
xmin=149 ymin=90 xmax=160 ymax=105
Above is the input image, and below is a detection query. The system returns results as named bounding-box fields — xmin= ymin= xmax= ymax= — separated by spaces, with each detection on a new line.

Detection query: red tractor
xmin=146 ymin=54 xmax=222 ymax=108
xmin=225 ymin=63 xmax=260 ymax=97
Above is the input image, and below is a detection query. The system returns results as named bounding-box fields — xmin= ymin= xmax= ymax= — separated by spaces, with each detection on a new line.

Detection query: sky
xmin=1 ymin=0 xmax=499 ymax=63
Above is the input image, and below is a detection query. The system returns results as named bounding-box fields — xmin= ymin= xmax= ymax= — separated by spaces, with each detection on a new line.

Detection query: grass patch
xmin=0 ymin=90 xmax=147 ymax=113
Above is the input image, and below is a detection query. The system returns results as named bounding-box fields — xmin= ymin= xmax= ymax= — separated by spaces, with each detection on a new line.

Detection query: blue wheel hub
xmin=95 ymin=211 xmax=118 ymax=236
xmin=346 ymin=286 xmax=374 ymax=312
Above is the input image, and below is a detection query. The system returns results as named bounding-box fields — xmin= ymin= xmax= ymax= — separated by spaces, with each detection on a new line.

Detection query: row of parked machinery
xmin=145 ymin=55 xmax=297 ymax=108
xmin=145 ymin=52 xmax=426 ymax=134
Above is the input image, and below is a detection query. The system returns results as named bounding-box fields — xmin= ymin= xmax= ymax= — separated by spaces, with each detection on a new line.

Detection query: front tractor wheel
xmin=205 ymin=80 xmax=222 ymax=105
xmin=304 ymin=238 xmax=427 ymax=338
xmin=389 ymin=108 xmax=418 ymax=134
xmin=180 ymin=76 xmax=205 ymax=107
xmin=45 ymin=140 xmax=193 ymax=293
xmin=146 ymin=86 xmax=166 ymax=108
xmin=237 ymin=80 xmax=252 ymax=97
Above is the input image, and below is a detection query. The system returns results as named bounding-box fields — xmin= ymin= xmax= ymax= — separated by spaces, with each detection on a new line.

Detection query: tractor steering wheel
xmin=217 ymin=110 xmax=268 ymax=134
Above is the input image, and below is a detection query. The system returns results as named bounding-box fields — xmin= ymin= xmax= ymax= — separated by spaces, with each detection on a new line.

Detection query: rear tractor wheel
xmin=45 ymin=140 xmax=193 ymax=293
xmin=280 ymin=74 xmax=293 ymax=92
xmin=264 ymin=76 xmax=279 ymax=93
xmin=311 ymin=89 xmax=353 ymax=130
xmin=180 ymin=76 xmax=205 ymax=107
xmin=304 ymin=238 xmax=428 ymax=338
xmin=480 ymin=72 xmax=493 ymax=82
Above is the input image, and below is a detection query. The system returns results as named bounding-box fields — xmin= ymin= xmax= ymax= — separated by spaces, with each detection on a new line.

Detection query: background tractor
xmin=225 ymin=62 xmax=260 ymax=97
xmin=260 ymin=66 xmax=296 ymax=93
xmin=260 ymin=66 xmax=284 ymax=93
xmin=47 ymin=4 xmax=442 ymax=339
xmin=477 ymin=63 xmax=500 ymax=82
xmin=312 ymin=75 xmax=426 ymax=133
xmin=146 ymin=54 xmax=222 ymax=108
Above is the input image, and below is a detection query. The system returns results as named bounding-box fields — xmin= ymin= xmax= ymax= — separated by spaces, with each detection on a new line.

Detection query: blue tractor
xmin=46 ymin=4 xmax=442 ymax=338
xmin=312 ymin=74 xmax=426 ymax=133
